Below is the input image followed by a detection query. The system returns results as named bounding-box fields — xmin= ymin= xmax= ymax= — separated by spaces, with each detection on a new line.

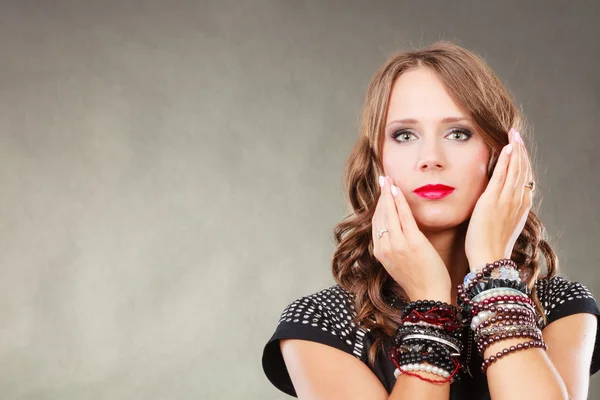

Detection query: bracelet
xmin=481 ymin=339 xmax=548 ymax=374
xmin=394 ymin=363 xmax=452 ymax=379
xmin=477 ymin=327 xmax=542 ymax=355
xmin=402 ymin=334 xmax=461 ymax=356
xmin=476 ymin=324 xmax=541 ymax=339
xmin=463 ymin=265 xmax=520 ymax=287
xmin=390 ymin=298 xmax=466 ymax=383
xmin=469 ymin=279 xmax=530 ymax=298
xmin=472 ymin=287 xmax=527 ymax=303
xmin=458 ymin=259 xmax=520 ymax=307
xmin=470 ymin=304 xmax=535 ymax=331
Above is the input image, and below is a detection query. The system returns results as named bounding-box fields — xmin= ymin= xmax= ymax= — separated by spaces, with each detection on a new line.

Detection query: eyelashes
xmin=391 ymin=128 xmax=473 ymax=143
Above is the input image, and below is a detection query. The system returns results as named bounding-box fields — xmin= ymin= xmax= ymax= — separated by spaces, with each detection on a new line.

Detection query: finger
xmin=371 ymin=185 xmax=391 ymax=252
xmin=514 ymin=134 xmax=529 ymax=212
xmin=500 ymin=129 xmax=523 ymax=204
xmin=388 ymin=180 xmax=419 ymax=239
xmin=381 ymin=176 xmax=405 ymax=242
xmin=486 ymin=129 xmax=515 ymax=198
xmin=519 ymin=133 xmax=535 ymax=186
xmin=518 ymin=134 xmax=534 ymax=208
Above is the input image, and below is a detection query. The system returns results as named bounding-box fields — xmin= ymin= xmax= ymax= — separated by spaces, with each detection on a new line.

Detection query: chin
xmin=412 ymin=205 xmax=468 ymax=232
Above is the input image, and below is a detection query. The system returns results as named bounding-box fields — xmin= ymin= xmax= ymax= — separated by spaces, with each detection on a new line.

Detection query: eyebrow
xmin=386 ymin=117 xmax=472 ymax=127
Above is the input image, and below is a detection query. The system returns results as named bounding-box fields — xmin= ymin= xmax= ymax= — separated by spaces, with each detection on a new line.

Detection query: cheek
xmin=463 ymin=154 xmax=491 ymax=197
xmin=463 ymin=147 xmax=490 ymax=181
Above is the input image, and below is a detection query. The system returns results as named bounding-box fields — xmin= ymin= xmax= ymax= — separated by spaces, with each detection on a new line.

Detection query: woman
xmin=261 ymin=41 xmax=600 ymax=399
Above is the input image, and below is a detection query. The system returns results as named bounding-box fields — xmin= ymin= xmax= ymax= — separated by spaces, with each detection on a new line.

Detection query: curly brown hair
xmin=331 ymin=41 xmax=558 ymax=367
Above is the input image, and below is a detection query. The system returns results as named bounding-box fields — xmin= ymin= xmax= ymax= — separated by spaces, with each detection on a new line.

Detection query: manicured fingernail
xmin=515 ymin=131 xmax=522 ymax=144
xmin=391 ymin=185 xmax=398 ymax=196
xmin=505 ymin=144 xmax=513 ymax=155
xmin=379 ymin=175 xmax=385 ymax=187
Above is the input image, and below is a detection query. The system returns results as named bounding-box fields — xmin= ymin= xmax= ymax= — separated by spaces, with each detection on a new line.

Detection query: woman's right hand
xmin=371 ymin=175 xmax=452 ymax=303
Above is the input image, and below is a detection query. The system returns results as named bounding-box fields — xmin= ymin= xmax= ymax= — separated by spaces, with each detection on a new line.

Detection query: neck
xmin=421 ymin=221 xmax=470 ymax=306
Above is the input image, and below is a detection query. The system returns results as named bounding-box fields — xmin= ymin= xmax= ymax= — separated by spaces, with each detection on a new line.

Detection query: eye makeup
xmin=390 ymin=127 xmax=473 ymax=143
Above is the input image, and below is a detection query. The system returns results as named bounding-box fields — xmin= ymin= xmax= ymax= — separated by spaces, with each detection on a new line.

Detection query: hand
xmin=464 ymin=128 xmax=534 ymax=270
xmin=372 ymin=176 xmax=451 ymax=302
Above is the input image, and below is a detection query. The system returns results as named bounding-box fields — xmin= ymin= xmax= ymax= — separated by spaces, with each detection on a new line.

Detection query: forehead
xmin=387 ymin=67 xmax=466 ymax=122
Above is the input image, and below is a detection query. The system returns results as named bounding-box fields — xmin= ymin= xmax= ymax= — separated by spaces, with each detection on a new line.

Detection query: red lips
xmin=413 ymin=184 xmax=455 ymax=200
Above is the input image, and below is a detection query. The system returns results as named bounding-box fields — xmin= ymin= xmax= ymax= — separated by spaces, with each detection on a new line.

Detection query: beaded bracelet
xmin=389 ymin=352 xmax=461 ymax=384
xmin=401 ymin=301 xmax=466 ymax=334
xmin=458 ymin=259 xmax=522 ymax=307
xmin=472 ymin=287 xmax=527 ymax=303
xmin=477 ymin=328 xmax=542 ymax=355
xmin=390 ymin=299 xmax=466 ymax=383
xmin=476 ymin=324 xmax=540 ymax=338
xmin=481 ymin=339 xmax=548 ymax=374
xmin=393 ymin=363 xmax=453 ymax=380
xmin=391 ymin=343 xmax=456 ymax=373
xmin=463 ymin=265 xmax=521 ymax=287
xmin=470 ymin=304 xmax=535 ymax=331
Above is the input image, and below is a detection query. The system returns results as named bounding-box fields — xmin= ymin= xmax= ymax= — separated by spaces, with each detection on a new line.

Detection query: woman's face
xmin=382 ymin=67 xmax=490 ymax=232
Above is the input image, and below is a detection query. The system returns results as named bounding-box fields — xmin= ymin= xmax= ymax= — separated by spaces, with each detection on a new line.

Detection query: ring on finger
xmin=377 ymin=229 xmax=389 ymax=239
xmin=524 ymin=180 xmax=535 ymax=190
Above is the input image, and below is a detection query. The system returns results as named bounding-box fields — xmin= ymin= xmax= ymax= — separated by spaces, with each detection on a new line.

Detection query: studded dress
xmin=262 ymin=275 xmax=600 ymax=399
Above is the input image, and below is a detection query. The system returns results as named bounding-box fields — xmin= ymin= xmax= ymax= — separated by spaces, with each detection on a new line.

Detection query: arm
xmin=281 ymin=339 xmax=451 ymax=400
xmin=281 ymin=292 xmax=454 ymax=400
xmin=484 ymin=313 xmax=597 ymax=400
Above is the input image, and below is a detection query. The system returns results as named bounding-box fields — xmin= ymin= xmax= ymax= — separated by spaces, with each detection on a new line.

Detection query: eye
xmin=445 ymin=128 xmax=472 ymax=141
xmin=391 ymin=130 xmax=417 ymax=143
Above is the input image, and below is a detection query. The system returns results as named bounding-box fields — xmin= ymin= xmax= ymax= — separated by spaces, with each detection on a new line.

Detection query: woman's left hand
xmin=464 ymin=128 xmax=534 ymax=271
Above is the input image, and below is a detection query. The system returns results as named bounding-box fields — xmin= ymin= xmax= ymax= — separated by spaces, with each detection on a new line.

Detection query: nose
xmin=417 ymin=140 xmax=446 ymax=172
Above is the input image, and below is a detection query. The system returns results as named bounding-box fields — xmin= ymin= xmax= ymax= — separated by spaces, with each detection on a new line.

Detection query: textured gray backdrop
xmin=0 ymin=1 xmax=598 ymax=399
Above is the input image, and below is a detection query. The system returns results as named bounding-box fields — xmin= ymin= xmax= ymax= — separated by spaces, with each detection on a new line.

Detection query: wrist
xmin=407 ymin=291 xmax=452 ymax=304
xmin=468 ymin=255 xmax=506 ymax=271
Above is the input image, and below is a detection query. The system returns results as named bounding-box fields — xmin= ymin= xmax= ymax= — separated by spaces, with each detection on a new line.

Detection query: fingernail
xmin=379 ymin=175 xmax=385 ymax=187
xmin=505 ymin=144 xmax=513 ymax=155
xmin=391 ymin=185 xmax=398 ymax=196
xmin=515 ymin=131 xmax=522 ymax=144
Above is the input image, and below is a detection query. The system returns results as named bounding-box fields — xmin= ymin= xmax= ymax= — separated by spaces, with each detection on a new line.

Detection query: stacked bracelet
xmin=457 ymin=258 xmax=547 ymax=374
xmin=388 ymin=258 xmax=547 ymax=381
xmin=388 ymin=300 xmax=465 ymax=384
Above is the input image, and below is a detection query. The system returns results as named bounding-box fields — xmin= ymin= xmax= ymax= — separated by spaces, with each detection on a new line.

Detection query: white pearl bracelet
xmin=394 ymin=363 xmax=451 ymax=379
xmin=470 ymin=310 xmax=495 ymax=331
xmin=472 ymin=287 xmax=527 ymax=303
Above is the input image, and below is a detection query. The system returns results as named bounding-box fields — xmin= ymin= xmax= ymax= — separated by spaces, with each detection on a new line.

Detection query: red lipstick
xmin=413 ymin=184 xmax=455 ymax=200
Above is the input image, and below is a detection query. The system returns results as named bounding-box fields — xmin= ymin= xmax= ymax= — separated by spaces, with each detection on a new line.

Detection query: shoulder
xmin=535 ymin=274 xmax=599 ymax=326
xmin=273 ymin=284 xmax=366 ymax=355
xmin=262 ymin=284 xmax=369 ymax=396
xmin=535 ymin=274 xmax=600 ymax=376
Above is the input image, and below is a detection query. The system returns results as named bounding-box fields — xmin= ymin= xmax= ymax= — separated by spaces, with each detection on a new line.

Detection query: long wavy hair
xmin=331 ymin=41 xmax=558 ymax=367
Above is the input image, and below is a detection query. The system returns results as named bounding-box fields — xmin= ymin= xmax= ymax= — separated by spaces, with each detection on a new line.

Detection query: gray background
xmin=0 ymin=0 xmax=598 ymax=399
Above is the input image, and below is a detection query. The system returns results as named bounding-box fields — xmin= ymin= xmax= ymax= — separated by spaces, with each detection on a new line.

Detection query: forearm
xmin=485 ymin=338 xmax=567 ymax=400
xmin=388 ymin=292 xmax=453 ymax=400
xmin=388 ymin=373 xmax=450 ymax=400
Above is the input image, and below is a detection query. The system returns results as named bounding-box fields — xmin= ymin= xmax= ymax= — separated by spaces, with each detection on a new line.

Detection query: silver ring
xmin=525 ymin=180 xmax=535 ymax=190
xmin=377 ymin=229 xmax=389 ymax=239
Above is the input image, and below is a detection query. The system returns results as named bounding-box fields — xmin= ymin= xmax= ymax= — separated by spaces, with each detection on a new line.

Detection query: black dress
xmin=262 ymin=275 xmax=600 ymax=399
